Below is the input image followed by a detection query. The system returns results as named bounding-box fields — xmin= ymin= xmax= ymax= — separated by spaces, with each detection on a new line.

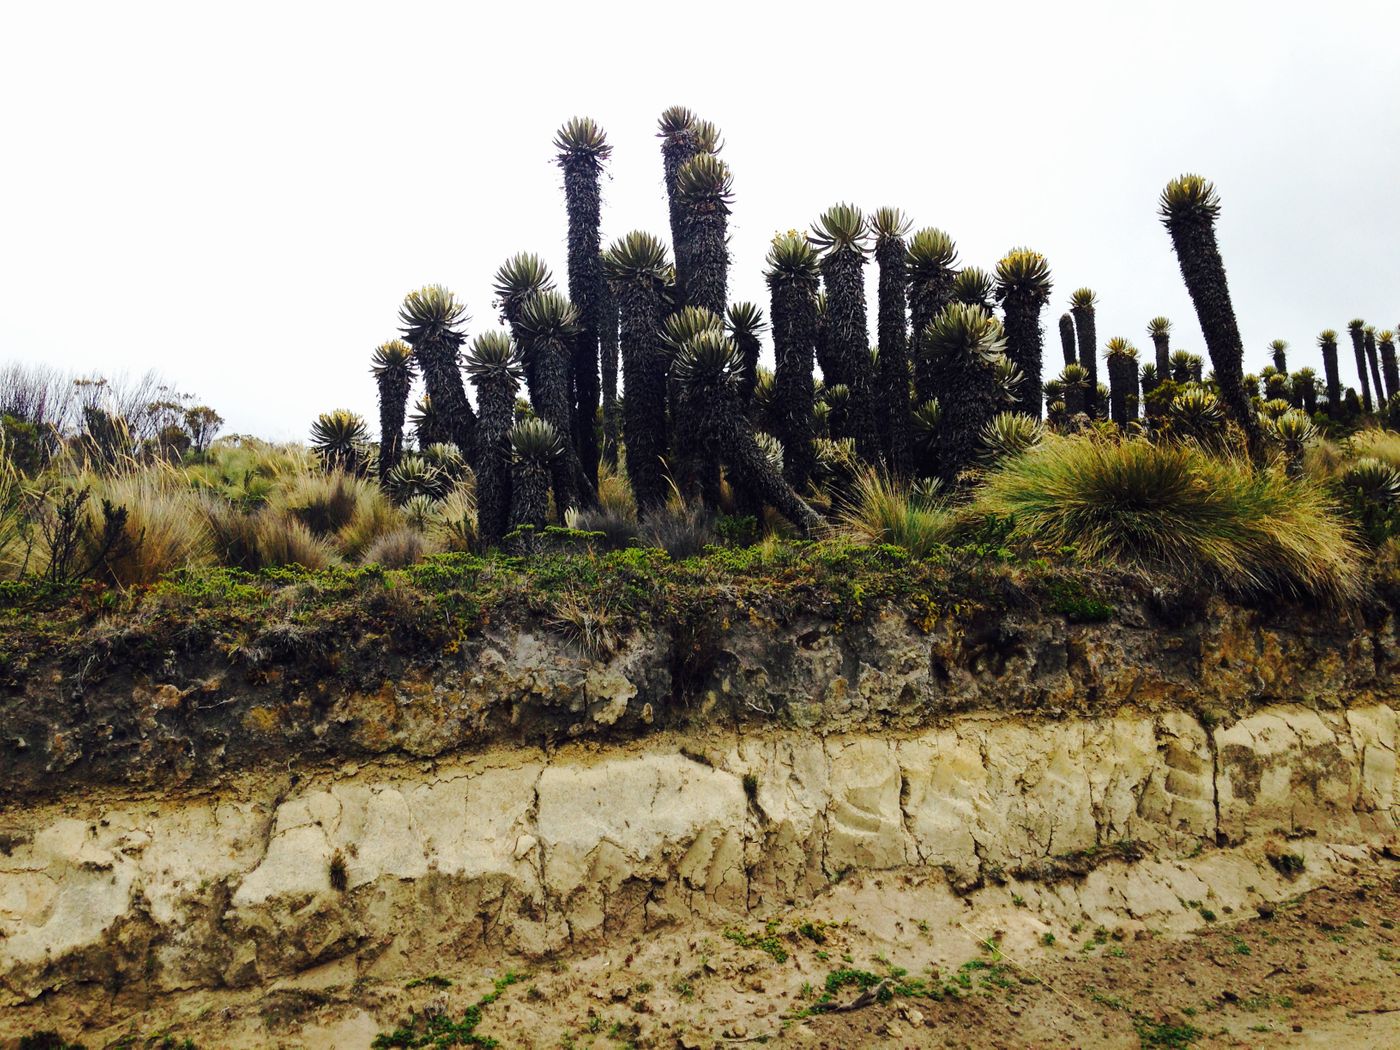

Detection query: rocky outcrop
xmin=2 ymin=703 xmax=1395 ymax=1011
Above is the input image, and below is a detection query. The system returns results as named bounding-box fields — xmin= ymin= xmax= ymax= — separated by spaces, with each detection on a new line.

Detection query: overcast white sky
xmin=3 ymin=1 xmax=1399 ymax=440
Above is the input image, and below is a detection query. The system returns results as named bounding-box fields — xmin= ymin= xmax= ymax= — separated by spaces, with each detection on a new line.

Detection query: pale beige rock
xmin=1 ymin=703 xmax=1396 ymax=1010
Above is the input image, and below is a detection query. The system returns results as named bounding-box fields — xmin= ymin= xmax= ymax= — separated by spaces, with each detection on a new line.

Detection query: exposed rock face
xmin=2 ymin=703 xmax=1395 ymax=1011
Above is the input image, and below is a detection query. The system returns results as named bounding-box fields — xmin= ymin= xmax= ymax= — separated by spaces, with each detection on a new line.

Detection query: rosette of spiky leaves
xmin=1059 ymin=363 xmax=1090 ymax=416
xmin=753 ymin=431 xmax=785 ymax=474
xmin=1058 ymin=313 xmax=1077 ymax=367
xmin=910 ymin=399 xmax=943 ymax=459
xmin=812 ymin=436 xmax=861 ymax=505
xmin=661 ymin=305 xmax=722 ymax=353
xmin=398 ymin=285 xmax=476 ymax=461
xmin=516 ymin=290 xmax=583 ymax=517
xmin=396 ymin=494 xmax=438 ymax=531
xmin=1260 ymin=398 xmax=1293 ymax=419
xmin=980 ymin=411 xmax=1044 ymax=463
xmin=553 ymin=116 xmax=612 ymax=169
xmin=1104 ymin=338 xmax=1140 ymax=426
xmin=671 ymin=329 xmax=822 ymax=533
xmin=922 ymin=304 xmax=1007 ymax=483
xmin=752 ymin=367 xmax=780 ymax=435
xmin=1291 ymin=368 xmax=1319 ymax=415
xmin=1146 ymin=316 xmax=1172 ymax=375
xmin=673 ymin=152 xmax=733 ymax=317
xmin=1264 ymin=373 xmax=1291 ymax=405
xmin=506 ymin=418 xmax=563 ymax=533
xmin=1043 ymin=378 xmax=1065 ymax=405
xmin=603 ymin=231 xmax=673 ymax=514
xmin=906 ymin=229 xmax=959 ymax=401
xmin=995 ymin=249 xmax=1052 ymax=421
xmin=1169 ymin=386 xmax=1226 ymax=446
xmin=421 ymin=441 xmax=465 ymax=478
xmin=725 ymin=302 xmax=766 ymax=410
xmin=660 ymin=304 xmax=726 ymax=506
xmin=1158 ymin=175 xmax=1259 ymax=450
xmin=492 ymin=254 xmax=555 ymax=327
xmin=464 ymin=330 xmax=523 ymax=545
xmin=992 ymin=354 xmax=1024 ymax=407
xmin=1339 ymin=456 xmax=1400 ymax=544
xmin=554 ymin=118 xmax=612 ymax=494
xmin=691 ymin=119 xmax=723 ymax=154
xmin=809 ymin=203 xmax=870 ymax=256
xmin=1268 ymin=338 xmax=1289 ymax=375
xmin=1169 ymin=349 xmax=1195 ymax=385
xmin=310 ymin=410 xmax=370 ymax=473
xmin=1267 ymin=408 xmax=1317 ymax=477
xmin=763 ymin=232 xmax=820 ymax=489
xmin=1187 ymin=353 xmax=1205 ymax=384
xmin=951 ymin=267 xmax=996 ymax=312
xmin=812 ymin=204 xmax=877 ymax=461
xmin=386 ymin=455 xmax=446 ymax=504
xmin=870 ymin=207 xmax=914 ymax=471
xmin=1067 ymin=288 xmax=1101 ymax=416
xmin=398 ymin=284 xmax=467 ymax=344
xmin=408 ymin=395 xmax=445 ymax=449
xmin=370 ymin=339 xmax=417 ymax=483
xmin=822 ymin=383 xmax=851 ymax=438
xmin=1315 ymin=329 xmax=1342 ymax=415
xmin=492 ymin=252 xmax=554 ymax=396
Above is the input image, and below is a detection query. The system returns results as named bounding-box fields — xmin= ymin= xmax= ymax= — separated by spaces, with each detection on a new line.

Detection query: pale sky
xmin=3 ymin=1 xmax=1399 ymax=440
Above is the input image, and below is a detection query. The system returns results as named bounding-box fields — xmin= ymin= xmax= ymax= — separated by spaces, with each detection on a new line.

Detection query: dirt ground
xmin=10 ymin=851 xmax=1400 ymax=1049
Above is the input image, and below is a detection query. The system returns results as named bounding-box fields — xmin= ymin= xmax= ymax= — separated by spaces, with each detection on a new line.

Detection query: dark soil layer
xmin=3 ymin=541 xmax=1397 ymax=804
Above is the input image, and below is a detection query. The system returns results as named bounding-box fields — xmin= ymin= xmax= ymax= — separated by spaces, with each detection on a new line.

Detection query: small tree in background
xmin=995 ymin=248 xmax=1053 ymax=420
xmin=1147 ymin=317 xmax=1172 ymax=376
xmin=1318 ymin=329 xmax=1342 ymax=414
xmin=1069 ymin=288 xmax=1100 ymax=416
xmin=870 ymin=207 xmax=913 ymax=471
xmin=369 ymin=339 xmax=416 ymax=484
xmin=766 ymin=233 xmax=820 ymax=490
xmin=1059 ymin=313 xmax=1077 ymax=366
xmin=399 ymin=285 xmax=477 ymax=462
xmin=1348 ymin=319 xmax=1373 ymax=413
xmin=465 ymin=330 xmax=523 ymax=547
xmin=812 ymin=204 xmax=879 ymax=463
xmin=1158 ymin=175 xmax=1260 ymax=452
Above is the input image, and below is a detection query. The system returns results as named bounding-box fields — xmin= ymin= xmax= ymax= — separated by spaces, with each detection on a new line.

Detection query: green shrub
xmin=839 ymin=469 xmax=955 ymax=560
xmin=974 ymin=435 xmax=1363 ymax=603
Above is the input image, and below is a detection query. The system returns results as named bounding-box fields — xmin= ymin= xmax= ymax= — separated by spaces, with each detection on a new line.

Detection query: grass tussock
xmin=83 ymin=469 xmax=216 ymax=586
xmin=973 ymin=435 xmax=1364 ymax=603
xmin=838 ymin=469 xmax=956 ymax=560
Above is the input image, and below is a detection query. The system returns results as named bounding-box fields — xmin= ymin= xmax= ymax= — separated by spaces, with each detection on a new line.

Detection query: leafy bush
xmin=974 ymin=435 xmax=1363 ymax=603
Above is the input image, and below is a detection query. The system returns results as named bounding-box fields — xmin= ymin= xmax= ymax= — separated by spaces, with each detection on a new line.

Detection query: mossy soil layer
xmin=1 ymin=540 xmax=1396 ymax=804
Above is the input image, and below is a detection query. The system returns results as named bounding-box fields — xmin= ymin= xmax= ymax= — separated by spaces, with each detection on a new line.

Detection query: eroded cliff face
xmin=1 ymin=594 xmax=1398 ymax=1041
xmin=1 ymin=702 xmax=1395 ymax=1014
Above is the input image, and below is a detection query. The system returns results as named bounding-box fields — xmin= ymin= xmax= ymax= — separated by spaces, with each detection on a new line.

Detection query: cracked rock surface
xmin=1 ymin=702 xmax=1395 ymax=1013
